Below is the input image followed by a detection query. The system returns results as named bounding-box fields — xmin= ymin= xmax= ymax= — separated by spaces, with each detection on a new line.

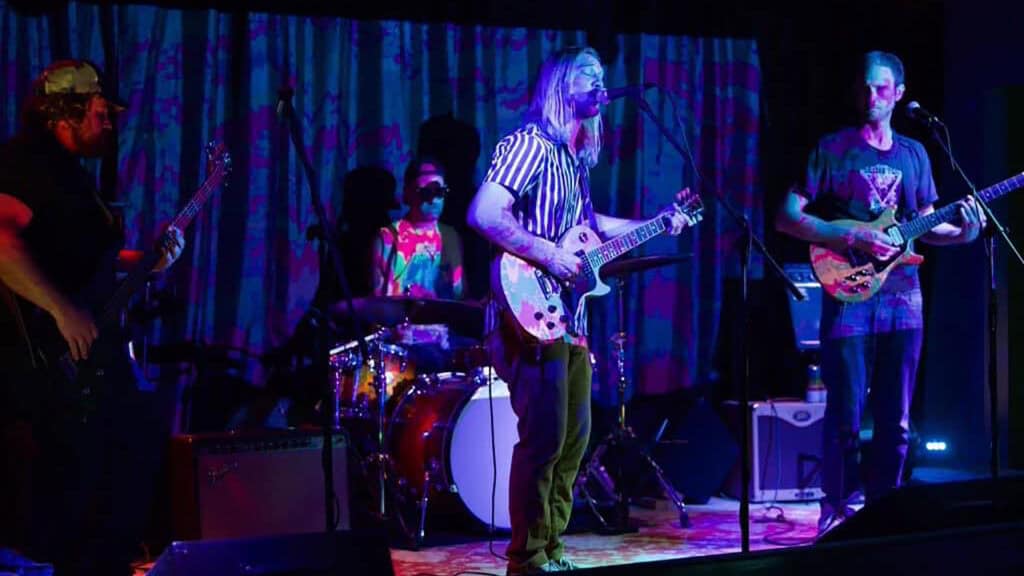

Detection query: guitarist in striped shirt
xmin=774 ymin=51 xmax=985 ymax=534
xmin=468 ymin=46 xmax=694 ymax=575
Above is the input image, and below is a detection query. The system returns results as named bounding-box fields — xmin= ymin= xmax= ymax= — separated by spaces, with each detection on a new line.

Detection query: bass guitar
xmin=17 ymin=141 xmax=231 ymax=408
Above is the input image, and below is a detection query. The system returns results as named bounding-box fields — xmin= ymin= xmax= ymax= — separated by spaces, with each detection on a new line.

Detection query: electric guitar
xmin=810 ymin=171 xmax=1024 ymax=303
xmin=16 ymin=141 xmax=231 ymax=407
xmin=494 ymin=194 xmax=703 ymax=342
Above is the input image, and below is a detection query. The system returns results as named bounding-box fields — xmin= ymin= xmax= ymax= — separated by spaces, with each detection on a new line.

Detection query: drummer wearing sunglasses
xmin=371 ymin=156 xmax=464 ymax=300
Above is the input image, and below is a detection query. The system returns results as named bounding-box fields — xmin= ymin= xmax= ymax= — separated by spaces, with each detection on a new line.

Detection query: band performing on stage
xmin=0 ymin=26 xmax=1011 ymax=576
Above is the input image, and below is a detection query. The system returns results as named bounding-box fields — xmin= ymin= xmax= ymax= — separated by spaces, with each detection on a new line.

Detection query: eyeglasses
xmin=416 ymin=185 xmax=449 ymax=201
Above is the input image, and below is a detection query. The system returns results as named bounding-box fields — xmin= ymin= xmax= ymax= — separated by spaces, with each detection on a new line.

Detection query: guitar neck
xmin=96 ymin=162 xmax=227 ymax=332
xmin=897 ymin=172 xmax=1024 ymax=241
xmin=586 ymin=215 xmax=667 ymax=269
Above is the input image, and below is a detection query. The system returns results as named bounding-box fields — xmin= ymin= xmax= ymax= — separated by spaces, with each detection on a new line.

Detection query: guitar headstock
xmin=676 ymin=191 xmax=704 ymax=223
xmin=204 ymin=140 xmax=232 ymax=180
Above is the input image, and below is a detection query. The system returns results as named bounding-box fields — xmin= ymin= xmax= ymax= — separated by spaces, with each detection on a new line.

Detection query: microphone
xmin=905 ymin=101 xmax=943 ymax=127
xmin=276 ymin=86 xmax=294 ymax=118
xmin=596 ymin=83 xmax=658 ymax=104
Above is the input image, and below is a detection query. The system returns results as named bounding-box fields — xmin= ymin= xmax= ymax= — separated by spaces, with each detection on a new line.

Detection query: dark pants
xmin=487 ymin=318 xmax=592 ymax=573
xmin=820 ymin=329 xmax=922 ymax=506
xmin=0 ymin=352 xmax=165 ymax=576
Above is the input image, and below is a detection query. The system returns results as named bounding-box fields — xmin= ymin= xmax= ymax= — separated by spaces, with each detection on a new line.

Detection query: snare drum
xmin=329 ymin=338 xmax=416 ymax=418
xmin=388 ymin=369 xmax=518 ymax=530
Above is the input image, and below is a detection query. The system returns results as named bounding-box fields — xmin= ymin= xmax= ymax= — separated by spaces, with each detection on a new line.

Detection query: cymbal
xmin=600 ymin=254 xmax=692 ymax=279
xmin=329 ymin=296 xmax=485 ymax=337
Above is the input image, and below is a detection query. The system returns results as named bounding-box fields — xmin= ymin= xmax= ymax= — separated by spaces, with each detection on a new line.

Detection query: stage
xmin=387 ymin=496 xmax=825 ymax=576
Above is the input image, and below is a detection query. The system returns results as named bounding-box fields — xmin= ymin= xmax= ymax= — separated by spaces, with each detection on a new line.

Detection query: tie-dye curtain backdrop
xmin=0 ymin=2 xmax=760 ymax=406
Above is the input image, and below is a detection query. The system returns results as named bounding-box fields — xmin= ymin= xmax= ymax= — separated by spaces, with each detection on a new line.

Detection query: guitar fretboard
xmin=897 ymin=172 xmax=1024 ymax=241
xmin=96 ymin=157 xmax=228 ymax=332
xmin=586 ymin=216 xmax=668 ymax=269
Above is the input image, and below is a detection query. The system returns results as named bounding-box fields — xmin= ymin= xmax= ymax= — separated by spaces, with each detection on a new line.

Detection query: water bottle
xmin=806 ymin=363 xmax=827 ymax=403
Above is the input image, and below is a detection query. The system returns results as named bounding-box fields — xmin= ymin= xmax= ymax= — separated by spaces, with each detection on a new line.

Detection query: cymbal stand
xmin=361 ymin=327 xmax=418 ymax=545
xmin=579 ymin=277 xmax=690 ymax=532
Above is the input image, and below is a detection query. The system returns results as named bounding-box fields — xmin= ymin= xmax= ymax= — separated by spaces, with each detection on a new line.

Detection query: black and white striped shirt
xmin=483 ymin=124 xmax=596 ymax=338
xmin=483 ymin=124 xmax=594 ymax=242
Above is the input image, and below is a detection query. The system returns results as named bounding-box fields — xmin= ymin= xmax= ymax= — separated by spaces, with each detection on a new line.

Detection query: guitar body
xmin=809 ymin=207 xmax=924 ymax=303
xmin=18 ymin=297 xmax=126 ymax=403
xmin=493 ymin=192 xmax=704 ymax=341
xmin=494 ymin=224 xmax=608 ymax=342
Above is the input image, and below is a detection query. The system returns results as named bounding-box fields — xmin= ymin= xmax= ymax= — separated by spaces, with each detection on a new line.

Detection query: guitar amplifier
xmin=170 ymin=429 xmax=350 ymax=540
xmin=723 ymin=400 xmax=825 ymax=502
xmin=783 ymin=263 xmax=823 ymax=351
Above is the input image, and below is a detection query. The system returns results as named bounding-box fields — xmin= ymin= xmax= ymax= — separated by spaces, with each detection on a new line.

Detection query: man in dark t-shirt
xmin=775 ymin=51 xmax=985 ymax=534
xmin=0 ymin=60 xmax=183 ymax=576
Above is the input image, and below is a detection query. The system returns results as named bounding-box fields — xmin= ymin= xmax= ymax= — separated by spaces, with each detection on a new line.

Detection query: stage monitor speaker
xmin=651 ymin=399 xmax=740 ymax=504
xmin=147 ymin=528 xmax=394 ymax=576
xmin=818 ymin=476 xmax=1024 ymax=543
xmin=170 ymin=429 xmax=350 ymax=541
xmin=723 ymin=400 xmax=825 ymax=502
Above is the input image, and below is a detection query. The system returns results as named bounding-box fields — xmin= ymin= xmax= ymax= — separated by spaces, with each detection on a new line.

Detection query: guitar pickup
xmin=535 ymin=269 xmax=560 ymax=299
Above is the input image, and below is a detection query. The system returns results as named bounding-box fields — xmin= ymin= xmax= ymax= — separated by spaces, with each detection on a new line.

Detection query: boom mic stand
xmin=277 ymin=87 xmax=370 ymax=545
xmin=631 ymin=91 xmax=804 ymax=553
xmin=923 ymin=117 xmax=1024 ymax=479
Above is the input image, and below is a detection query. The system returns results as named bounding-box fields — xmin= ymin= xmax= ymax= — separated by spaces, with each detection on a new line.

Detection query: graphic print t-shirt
xmin=799 ymin=128 xmax=939 ymax=337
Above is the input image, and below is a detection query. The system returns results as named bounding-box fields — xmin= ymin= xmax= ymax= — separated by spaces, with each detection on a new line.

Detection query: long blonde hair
xmin=524 ymin=45 xmax=603 ymax=168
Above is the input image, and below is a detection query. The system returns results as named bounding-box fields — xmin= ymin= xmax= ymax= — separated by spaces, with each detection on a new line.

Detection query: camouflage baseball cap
xmin=34 ymin=59 xmax=127 ymax=111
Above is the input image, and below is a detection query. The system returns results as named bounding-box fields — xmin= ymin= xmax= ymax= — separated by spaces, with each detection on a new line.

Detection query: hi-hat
xmin=600 ymin=254 xmax=692 ymax=279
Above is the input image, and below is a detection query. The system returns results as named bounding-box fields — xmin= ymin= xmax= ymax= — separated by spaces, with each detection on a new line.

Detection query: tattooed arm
xmin=774 ymin=187 xmax=899 ymax=259
xmin=467 ymin=182 xmax=581 ymax=281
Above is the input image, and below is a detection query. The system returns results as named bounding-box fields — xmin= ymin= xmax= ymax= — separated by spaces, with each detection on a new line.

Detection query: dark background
xmin=9 ymin=0 xmax=1018 ymax=471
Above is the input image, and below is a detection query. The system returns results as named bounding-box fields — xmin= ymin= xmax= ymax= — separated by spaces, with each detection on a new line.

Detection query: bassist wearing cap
xmin=775 ymin=51 xmax=988 ymax=535
xmin=0 ymin=60 xmax=188 ymax=576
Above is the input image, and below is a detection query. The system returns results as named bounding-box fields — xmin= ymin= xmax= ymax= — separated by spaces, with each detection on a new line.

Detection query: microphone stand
xmin=632 ymin=93 xmax=804 ymax=553
xmin=925 ymin=119 xmax=1024 ymax=479
xmin=278 ymin=87 xmax=371 ymax=550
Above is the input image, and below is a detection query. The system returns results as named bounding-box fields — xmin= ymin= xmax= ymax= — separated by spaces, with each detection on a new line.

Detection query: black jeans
xmin=820 ymin=329 xmax=922 ymax=506
xmin=1 ymin=351 xmax=165 ymax=576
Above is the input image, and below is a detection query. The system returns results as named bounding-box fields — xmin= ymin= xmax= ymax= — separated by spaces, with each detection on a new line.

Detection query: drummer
xmin=370 ymin=156 xmax=465 ymax=370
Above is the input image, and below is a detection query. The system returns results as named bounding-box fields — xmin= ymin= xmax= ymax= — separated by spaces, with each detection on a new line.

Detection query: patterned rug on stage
xmin=389 ymin=497 xmax=827 ymax=576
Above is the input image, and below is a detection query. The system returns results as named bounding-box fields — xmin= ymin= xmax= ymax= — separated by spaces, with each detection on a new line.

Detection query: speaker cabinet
xmin=170 ymin=429 xmax=350 ymax=540
xmin=723 ymin=400 xmax=825 ymax=502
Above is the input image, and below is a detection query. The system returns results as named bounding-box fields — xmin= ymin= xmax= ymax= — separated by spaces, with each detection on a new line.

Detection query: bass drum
xmin=388 ymin=370 xmax=518 ymax=530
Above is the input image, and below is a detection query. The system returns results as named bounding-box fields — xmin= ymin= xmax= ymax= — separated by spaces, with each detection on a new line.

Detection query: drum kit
xmin=320 ymin=255 xmax=693 ymax=545
xmin=323 ymin=294 xmax=512 ymax=543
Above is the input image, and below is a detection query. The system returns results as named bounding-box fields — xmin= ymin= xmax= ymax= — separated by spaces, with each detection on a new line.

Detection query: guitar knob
xmin=547 ymin=305 xmax=558 ymax=313
xmin=534 ymin=312 xmax=544 ymax=321
xmin=546 ymin=322 xmax=556 ymax=330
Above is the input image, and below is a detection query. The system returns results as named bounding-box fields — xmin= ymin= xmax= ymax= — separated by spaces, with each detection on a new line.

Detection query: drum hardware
xmin=324 ymin=297 xmax=489 ymax=544
xmin=576 ymin=255 xmax=692 ymax=533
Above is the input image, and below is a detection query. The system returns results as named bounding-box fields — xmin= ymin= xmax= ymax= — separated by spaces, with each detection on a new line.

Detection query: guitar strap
xmin=580 ymin=165 xmax=599 ymax=233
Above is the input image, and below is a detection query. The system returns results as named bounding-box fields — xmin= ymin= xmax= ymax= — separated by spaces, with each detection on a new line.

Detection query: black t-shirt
xmin=0 ymin=128 xmax=123 ymax=350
